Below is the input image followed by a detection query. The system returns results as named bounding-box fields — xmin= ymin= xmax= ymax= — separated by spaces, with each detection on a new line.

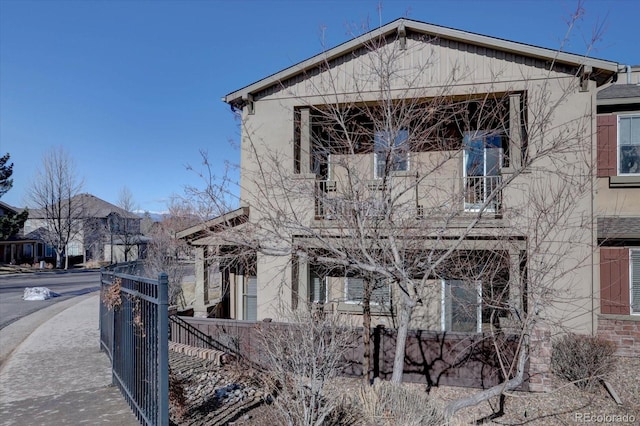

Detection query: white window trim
xmin=441 ymin=279 xmax=482 ymax=333
xmin=617 ymin=114 xmax=640 ymax=176
xmin=630 ymin=248 xmax=640 ymax=315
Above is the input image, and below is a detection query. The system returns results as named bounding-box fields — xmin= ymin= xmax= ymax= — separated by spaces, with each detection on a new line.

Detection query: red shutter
xmin=597 ymin=115 xmax=617 ymax=177
xmin=600 ymin=248 xmax=630 ymax=315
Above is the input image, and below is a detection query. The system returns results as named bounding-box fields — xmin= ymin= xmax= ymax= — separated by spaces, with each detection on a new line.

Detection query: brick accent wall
xmin=528 ymin=323 xmax=552 ymax=393
xmin=597 ymin=315 xmax=640 ymax=357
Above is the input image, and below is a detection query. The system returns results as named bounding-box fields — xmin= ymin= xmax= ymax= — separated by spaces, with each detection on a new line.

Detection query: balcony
xmin=314 ymin=180 xmax=385 ymax=220
xmin=315 ymin=175 xmax=503 ymax=221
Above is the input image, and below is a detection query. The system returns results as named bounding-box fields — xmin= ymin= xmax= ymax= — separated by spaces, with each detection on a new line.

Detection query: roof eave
xmin=597 ymin=96 xmax=640 ymax=106
xmin=176 ymin=206 xmax=250 ymax=242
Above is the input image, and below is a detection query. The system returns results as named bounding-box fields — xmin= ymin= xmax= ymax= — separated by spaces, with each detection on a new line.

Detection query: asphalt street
xmin=0 ymin=270 xmax=101 ymax=331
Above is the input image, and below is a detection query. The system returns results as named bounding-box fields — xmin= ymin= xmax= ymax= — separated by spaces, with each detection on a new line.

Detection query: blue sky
xmin=1 ymin=0 xmax=637 ymax=213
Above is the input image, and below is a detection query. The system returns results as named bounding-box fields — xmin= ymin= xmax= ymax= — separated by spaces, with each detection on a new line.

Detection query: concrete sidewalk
xmin=0 ymin=294 xmax=138 ymax=425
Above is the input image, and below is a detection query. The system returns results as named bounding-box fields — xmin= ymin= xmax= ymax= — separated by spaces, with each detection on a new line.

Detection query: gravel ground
xmin=168 ymin=351 xmax=265 ymax=426
xmin=434 ymin=355 xmax=640 ymax=425
xmin=169 ymin=351 xmax=639 ymax=425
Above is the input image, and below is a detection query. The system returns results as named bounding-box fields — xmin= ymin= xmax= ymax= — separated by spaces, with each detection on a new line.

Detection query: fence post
xmin=157 ymin=272 xmax=169 ymax=426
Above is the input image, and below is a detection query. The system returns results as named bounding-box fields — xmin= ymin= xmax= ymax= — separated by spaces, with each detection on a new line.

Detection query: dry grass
xmin=232 ymin=356 xmax=639 ymax=426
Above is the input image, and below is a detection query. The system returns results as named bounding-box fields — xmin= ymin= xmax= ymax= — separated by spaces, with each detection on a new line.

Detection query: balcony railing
xmin=315 ymin=180 xmax=386 ymax=220
xmin=463 ymin=175 xmax=502 ymax=213
xmin=315 ymin=176 xmax=503 ymax=220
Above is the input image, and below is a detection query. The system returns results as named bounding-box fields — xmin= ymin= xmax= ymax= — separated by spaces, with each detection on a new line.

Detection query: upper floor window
xmin=374 ymin=129 xmax=409 ymax=178
xmin=618 ymin=114 xmax=640 ymax=175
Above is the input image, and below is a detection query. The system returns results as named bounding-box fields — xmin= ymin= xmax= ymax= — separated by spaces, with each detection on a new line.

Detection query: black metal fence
xmin=100 ymin=264 xmax=169 ymax=426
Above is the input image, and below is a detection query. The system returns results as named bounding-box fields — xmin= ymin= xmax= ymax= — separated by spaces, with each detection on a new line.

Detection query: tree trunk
xmin=390 ymin=295 xmax=414 ymax=383
xmin=443 ymin=335 xmax=529 ymax=420
xmin=362 ymin=293 xmax=371 ymax=385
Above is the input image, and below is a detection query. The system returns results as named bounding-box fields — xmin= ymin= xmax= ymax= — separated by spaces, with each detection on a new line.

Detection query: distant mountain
xmin=135 ymin=211 xmax=165 ymax=222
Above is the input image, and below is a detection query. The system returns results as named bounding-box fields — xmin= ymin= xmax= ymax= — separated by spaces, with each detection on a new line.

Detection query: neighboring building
xmin=179 ymin=17 xmax=636 ymax=348
xmin=24 ymin=193 xmax=149 ymax=265
xmin=595 ymin=65 xmax=640 ymax=356
xmin=0 ymin=201 xmax=37 ymax=264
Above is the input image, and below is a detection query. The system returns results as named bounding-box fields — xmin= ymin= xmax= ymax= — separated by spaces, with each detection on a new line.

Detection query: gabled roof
xmin=224 ymin=18 xmax=619 ymax=108
xmin=28 ymin=193 xmax=140 ymax=220
xmin=0 ymin=201 xmax=19 ymax=215
xmin=177 ymin=207 xmax=249 ymax=244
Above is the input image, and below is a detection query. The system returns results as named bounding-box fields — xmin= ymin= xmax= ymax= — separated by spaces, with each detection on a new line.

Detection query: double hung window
xmin=374 ymin=129 xmax=409 ymax=178
xmin=618 ymin=115 xmax=640 ymax=175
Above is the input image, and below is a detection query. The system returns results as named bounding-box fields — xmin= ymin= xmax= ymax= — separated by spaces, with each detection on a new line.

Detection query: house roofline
xmin=597 ymin=97 xmax=640 ymax=106
xmin=224 ymin=18 xmax=619 ymax=108
xmin=0 ymin=201 xmax=20 ymax=213
xmin=176 ymin=206 xmax=250 ymax=242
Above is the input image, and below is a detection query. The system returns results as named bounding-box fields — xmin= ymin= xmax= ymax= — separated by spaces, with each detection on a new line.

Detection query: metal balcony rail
xmin=463 ymin=175 xmax=502 ymax=213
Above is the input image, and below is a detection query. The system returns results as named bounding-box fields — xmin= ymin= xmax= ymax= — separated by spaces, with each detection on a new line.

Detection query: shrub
xmin=348 ymin=380 xmax=443 ymax=426
xmin=551 ymin=333 xmax=616 ymax=389
xmin=257 ymin=309 xmax=358 ymax=426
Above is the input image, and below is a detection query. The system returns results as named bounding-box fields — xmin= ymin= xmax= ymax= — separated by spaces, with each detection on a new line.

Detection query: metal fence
xmin=100 ymin=264 xmax=169 ymax=426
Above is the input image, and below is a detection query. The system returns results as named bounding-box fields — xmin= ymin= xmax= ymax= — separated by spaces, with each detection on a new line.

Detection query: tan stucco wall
xmin=236 ymin=34 xmax=600 ymax=334
xmin=596 ymin=179 xmax=640 ymax=216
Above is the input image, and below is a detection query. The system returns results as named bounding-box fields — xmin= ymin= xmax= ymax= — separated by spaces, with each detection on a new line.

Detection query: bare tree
xmin=116 ymin=186 xmax=139 ymax=262
xmin=189 ymin=6 xmax=610 ymax=421
xmin=27 ymin=147 xmax=84 ymax=269
xmin=145 ymin=198 xmax=199 ymax=306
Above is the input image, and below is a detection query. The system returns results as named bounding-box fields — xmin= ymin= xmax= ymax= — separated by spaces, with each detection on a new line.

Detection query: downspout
xmin=591 ymin=82 xmax=597 ymax=336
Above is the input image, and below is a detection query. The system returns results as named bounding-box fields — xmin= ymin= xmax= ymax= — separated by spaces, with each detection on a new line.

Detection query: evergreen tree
xmin=0 ymin=153 xmax=14 ymax=198
xmin=0 ymin=153 xmax=28 ymax=240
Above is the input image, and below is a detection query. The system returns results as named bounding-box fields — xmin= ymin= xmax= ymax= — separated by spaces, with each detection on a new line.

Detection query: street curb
xmin=0 ymin=292 xmax=98 ymax=371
